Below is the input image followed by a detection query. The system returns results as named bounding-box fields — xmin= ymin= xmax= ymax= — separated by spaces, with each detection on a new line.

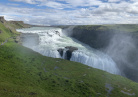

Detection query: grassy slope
xmin=0 ymin=20 xmax=26 ymax=42
xmin=0 ymin=23 xmax=138 ymax=97
xmin=1 ymin=42 xmax=138 ymax=97
xmin=0 ymin=22 xmax=13 ymax=42
xmin=104 ymin=24 xmax=138 ymax=33
xmin=73 ymin=24 xmax=138 ymax=32
xmin=0 ymin=19 xmax=31 ymax=43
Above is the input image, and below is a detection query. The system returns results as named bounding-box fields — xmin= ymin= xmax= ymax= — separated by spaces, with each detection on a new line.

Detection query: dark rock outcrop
xmin=65 ymin=46 xmax=78 ymax=51
xmin=0 ymin=16 xmax=6 ymax=24
xmin=65 ymin=46 xmax=78 ymax=60
xmin=57 ymin=46 xmax=78 ymax=60
xmin=55 ymin=31 xmax=60 ymax=36
xmin=57 ymin=48 xmax=64 ymax=57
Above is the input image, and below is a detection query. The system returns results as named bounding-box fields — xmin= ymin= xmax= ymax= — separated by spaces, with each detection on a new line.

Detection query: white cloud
xmin=10 ymin=0 xmax=103 ymax=8
xmin=1 ymin=0 xmax=138 ymax=25
xmin=108 ymin=0 xmax=121 ymax=2
xmin=10 ymin=0 xmax=36 ymax=4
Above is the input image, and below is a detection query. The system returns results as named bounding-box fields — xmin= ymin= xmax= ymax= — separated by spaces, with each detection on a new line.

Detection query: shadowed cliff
xmin=70 ymin=25 xmax=138 ymax=82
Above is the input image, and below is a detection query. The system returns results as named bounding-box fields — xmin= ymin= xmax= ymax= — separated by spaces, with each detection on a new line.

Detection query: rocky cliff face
xmin=71 ymin=25 xmax=138 ymax=82
xmin=0 ymin=16 xmax=32 ymax=44
xmin=71 ymin=25 xmax=115 ymax=49
xmin=10 ymin=21 xmax=24 ymax=24
xmin=0 ymin=16 xmax=6 ymax=24
xmin=9 ymin=20 xmax=31 ymax=28
xmin=0 ymin=16 xmax=31 ymax=28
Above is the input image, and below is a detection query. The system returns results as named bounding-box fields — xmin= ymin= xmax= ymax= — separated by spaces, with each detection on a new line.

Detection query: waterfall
xmin=17 ymin=27 xmax=120 ymax=75
xmin=70 ymin=51 xmax=119 ymax=74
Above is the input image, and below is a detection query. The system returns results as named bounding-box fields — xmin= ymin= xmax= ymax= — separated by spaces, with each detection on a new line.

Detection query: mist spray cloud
xmin=104 ymin=32 xmax=138 ymax=81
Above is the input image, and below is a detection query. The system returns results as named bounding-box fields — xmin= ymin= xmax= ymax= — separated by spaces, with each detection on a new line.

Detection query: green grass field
xmin=0 ymin=41 xmax=138 ymax=97
xmin=73 ymin=24 xmax=138 ymax=33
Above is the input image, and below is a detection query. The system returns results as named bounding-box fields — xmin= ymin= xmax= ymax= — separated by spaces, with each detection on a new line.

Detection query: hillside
xmin=0 ymin=16 xmax=31 ymax=43
xmin=0 ymin=18 xmax=138 ymax=97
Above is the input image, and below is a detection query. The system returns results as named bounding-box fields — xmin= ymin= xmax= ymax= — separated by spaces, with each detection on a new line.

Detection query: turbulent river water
xmin=17 ymin=27 xmax=120 ymax=75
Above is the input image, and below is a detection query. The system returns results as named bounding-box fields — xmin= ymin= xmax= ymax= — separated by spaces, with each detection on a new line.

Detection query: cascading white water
xmin=17 ymin=27 xmax=120 ymax=74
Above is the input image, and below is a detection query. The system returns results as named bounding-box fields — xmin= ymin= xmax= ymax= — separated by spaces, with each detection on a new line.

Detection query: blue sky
xmin=0 ymin=0 xmax=138 ymax=25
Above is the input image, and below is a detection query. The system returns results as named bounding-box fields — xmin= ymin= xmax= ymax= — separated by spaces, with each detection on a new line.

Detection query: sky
xmin=0 ymin=0 xmax=138 ymax=25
